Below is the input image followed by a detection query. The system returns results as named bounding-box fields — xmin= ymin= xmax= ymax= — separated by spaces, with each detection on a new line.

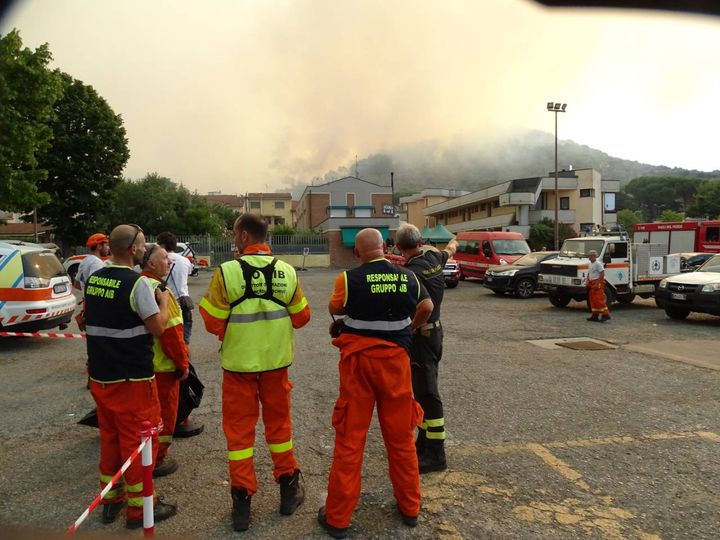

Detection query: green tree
xmin=271 ymin=223 xmax=295 ymax=236
xmin=529 ymin=218 xmax=576 ymax=250
xmin=0 ymin=29 xmax=62 ymax=211
xmin=36 ymin=72 xmax=129 ymax=249
xmin=658 ymin=209 xmax=683 ymax=222
xmin=209 ymin=203 xmax=240 ymax=230
xmin=687 ymin=181 xmax=720 ymax=219
xmin=529 ymin=219 xmax=553 ymax=251
xmin=106 ymin=174 xmax=226 ymax=235
xmin=622 ymin=176 xmax=704 ymax=220
xmin=616 ymin=209 xmax=643 ymax=236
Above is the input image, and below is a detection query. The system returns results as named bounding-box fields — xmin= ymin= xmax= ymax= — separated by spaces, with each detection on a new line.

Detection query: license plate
xmin=671 ymin=292 xmax=686 ymax=300
xmin=53 ymin=283 xmax=67 ymax=294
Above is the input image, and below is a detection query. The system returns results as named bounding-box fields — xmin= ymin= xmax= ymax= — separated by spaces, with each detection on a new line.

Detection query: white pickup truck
xmin=537 ymin=233 xmax=682 ymax=308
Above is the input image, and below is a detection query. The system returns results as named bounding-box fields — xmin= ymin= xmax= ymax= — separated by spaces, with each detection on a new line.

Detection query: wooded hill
xmin=294 ymin=130 xmax=719 ymax=196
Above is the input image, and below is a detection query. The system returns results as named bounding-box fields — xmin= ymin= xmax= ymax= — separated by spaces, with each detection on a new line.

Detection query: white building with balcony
xmin=422 ymin=168 xmax=619 ymax=237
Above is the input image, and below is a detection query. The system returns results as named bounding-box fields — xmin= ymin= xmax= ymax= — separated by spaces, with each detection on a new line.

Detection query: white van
xmin=0 ymin=241 xmax=76 ymax=331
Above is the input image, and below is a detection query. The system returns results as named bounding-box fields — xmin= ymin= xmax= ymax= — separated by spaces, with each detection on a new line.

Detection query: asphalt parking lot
xmin=1 ymin=269 xmax=719 ymax=539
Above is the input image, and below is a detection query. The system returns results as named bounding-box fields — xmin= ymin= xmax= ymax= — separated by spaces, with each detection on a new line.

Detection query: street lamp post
xmin=547 ymin=102 xmax=567 ymax=250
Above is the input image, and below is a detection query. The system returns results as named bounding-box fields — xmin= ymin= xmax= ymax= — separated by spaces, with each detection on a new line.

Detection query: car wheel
xmin=604 ymin=285 xmax=615 ymax=306
xmin=665 ymin=306 xmax=690 ymax=320
xmin=445 ymin=280 xmax=458 ymax=289
xmin=549 ymin=294 xmax=571 ymax=307
xmin=616 ymin=294 xmax=636 ymax=304
xmin=67 ymin=263 xmax=79 ymax=282
xmin=514 ymin=277 xmax=535 ymax=299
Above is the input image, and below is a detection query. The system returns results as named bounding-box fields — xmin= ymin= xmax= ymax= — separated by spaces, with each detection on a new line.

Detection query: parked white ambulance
xmin=0 ymin=241 xmax=76 ymax=332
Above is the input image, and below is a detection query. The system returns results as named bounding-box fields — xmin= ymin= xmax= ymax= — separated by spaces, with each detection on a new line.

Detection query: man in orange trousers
xmin=140 ymin=243 xmax=190 ymax=476
xmin=318 ymin=228 xmax=434 ymax=539
xmin=586 ymin=249 xmax=610 ymax=322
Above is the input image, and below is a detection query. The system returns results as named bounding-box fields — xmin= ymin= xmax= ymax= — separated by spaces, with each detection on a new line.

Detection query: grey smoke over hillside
xmin=283 ymin=130 xmax=719 ymax=198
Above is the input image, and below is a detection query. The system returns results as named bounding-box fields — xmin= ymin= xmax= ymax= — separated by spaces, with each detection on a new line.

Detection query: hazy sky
xmin=3 ymin=1 xmax=720 ymax=194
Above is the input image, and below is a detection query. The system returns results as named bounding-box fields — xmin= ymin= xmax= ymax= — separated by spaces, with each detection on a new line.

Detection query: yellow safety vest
xmin=146 ymin=277 xmax=184 ymax=373
xmin=219 ymin=255 xmax=297 ymax=373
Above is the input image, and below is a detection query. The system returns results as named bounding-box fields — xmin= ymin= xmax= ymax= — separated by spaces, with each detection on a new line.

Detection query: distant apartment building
xmin=422 ymin=168 xmax=619 ymax=237
xmin=296 ymin=176 xmax=397 ymax=267
xmin=243 ymin=192 xmax=293 ymax=229
xmin=399 ymin=188 xmax=470 ymax=229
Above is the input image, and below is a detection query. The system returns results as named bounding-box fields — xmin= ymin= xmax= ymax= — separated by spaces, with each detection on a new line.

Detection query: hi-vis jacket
xmin=142 ymin=272 xmax=189 ymax=373
xmin=199 ymin=243 xmax=311 ymax=373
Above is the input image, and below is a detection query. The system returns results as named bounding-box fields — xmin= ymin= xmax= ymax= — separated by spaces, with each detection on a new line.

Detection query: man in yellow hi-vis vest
xmin=200 ymin=213 xmax=311 ymax=532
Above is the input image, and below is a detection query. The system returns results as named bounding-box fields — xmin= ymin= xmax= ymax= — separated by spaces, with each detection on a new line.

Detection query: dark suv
xmin=483 ymin=251 xmax=560 ymax=298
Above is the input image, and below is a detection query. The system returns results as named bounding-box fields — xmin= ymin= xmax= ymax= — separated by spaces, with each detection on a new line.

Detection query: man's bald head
xmin=354 ymin=228 xmax=385 ymax=262
xmin=109 ymin=224 xmax=146 ymax=266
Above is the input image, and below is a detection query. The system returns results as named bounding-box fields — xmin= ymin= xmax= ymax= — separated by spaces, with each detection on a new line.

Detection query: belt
xmin=420 ymin=320 xmax=441 ymax=331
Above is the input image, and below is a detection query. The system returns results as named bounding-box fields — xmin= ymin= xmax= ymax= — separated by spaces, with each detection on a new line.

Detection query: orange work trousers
xmin=222 ymin=368 xmax=299 ymax=495
xmin=588 ymin=279 xmax=609 ymax=316
xmin=155 ymin=372 xmax=180 ymax=463
xmin=90 ymin=379 xmax=161 ymax=521
xmin=325 ymin=334 xmax=423 ymax=529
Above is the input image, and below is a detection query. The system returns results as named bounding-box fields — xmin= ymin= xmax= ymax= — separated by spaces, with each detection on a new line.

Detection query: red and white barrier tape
xmin=0 ymin=331 xmax=86 ymax=339
xmin=67 ymin=421 xmax=156 ymax=536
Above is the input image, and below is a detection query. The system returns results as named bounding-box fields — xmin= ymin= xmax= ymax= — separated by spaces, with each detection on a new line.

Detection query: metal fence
xmin=148 ymin=233 xmax=328 ymax=265
xmin=71 ymin=233 xmax=328 ymax=266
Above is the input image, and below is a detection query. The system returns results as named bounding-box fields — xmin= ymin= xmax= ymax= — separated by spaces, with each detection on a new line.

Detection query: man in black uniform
xmin=397 ymin=223 xmax=457 ymax=474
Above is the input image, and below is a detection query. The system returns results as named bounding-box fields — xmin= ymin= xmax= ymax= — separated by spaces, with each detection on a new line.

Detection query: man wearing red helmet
xmin=74 ymin=233 xmax=110 ymax=292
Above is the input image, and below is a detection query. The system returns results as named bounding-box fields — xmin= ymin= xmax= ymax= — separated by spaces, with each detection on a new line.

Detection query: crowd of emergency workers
xmin=78 ymin=214 xmax=458 ymax=538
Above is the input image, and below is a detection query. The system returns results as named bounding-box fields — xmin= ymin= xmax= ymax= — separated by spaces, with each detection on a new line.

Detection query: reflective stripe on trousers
xmin=222 ymin=369 xmax=298 ymax=495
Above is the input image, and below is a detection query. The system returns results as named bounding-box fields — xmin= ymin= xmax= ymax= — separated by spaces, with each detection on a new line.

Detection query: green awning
xmin=427 ymin=224 xmax=455 ymax=243
xmin=419 ymin=225 xmax=433 ymax=240
xmin=340 ymin=227 xmax=390 ymax=247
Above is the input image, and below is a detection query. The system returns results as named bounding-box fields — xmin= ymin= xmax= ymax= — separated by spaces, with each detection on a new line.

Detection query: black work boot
xmin=419 ymin=440 xmax=447 ymax=474
xmin=231 ymin=487 xmax=252 ymax=532
xmin=126 ymin=498 xmax=177 ymax=529
xmin=279 ymin=469 xmax=305 ymax=515
xmin=153 ymin=457 xmax=179 ymax=478
xmin=397 ymin=504 xmax=419 ymax=527
xmin=600 ymin=314 xmax=611 ymax=323
xmin=415 ymin=429 xmax=427 ymax=457
xmin=586 ymin=314 xmax=599 ymax=322
xmin=317 ymin=506 xmax=348 ymax=539
xmin=100 ymin=502 xmax=123 ymax=524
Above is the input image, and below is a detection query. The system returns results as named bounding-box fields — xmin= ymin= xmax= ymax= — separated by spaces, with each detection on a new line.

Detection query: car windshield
xmin=560 ymin=239 xmax=605 ymax=258
xmin=697 ymin=254 xmax=720 ymax=273
xmin=493 ymin=240 xmax=530 ymax=256
xmin=22 ymin=251 xmax=66 ymax=279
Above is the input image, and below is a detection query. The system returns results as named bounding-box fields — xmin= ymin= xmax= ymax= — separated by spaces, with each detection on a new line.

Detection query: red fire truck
xmin=632 ymin=221 xmax=720 ymax=254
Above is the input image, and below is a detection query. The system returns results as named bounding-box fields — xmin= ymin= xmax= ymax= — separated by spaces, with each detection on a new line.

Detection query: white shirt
xmin=588 ymin=260 xmax=605 ymax=281
xmin=76 ymin=254 xmax=106 ymax=292
xmin=167 ymin=251 xmax=192 ymax=298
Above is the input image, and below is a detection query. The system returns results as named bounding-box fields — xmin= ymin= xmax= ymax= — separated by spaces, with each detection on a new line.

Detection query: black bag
xmin=77 ymin=364 xmax=205 ymax=429
xmin=175 ymin=363 xmax=204 ymax=428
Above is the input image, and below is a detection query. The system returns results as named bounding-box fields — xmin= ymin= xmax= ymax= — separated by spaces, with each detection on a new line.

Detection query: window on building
xmin=493 ymin=200 xmax=500 ymax=208
xmin=480 ymin=203 xmax=486 ymax=211
xmin=560 ymin=197 xmax=570 ymax=210
xmin=274 ymin=201 xmax=285 ymax=209
xmin=579 ymin=189 xmax=595 ymax=198
xmin=249 ymin=201 xmax=261 ymax=209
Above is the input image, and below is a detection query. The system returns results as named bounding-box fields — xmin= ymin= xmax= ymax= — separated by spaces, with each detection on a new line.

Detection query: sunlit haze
xmin=3 ymin=0 xmax=720 ymax=193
